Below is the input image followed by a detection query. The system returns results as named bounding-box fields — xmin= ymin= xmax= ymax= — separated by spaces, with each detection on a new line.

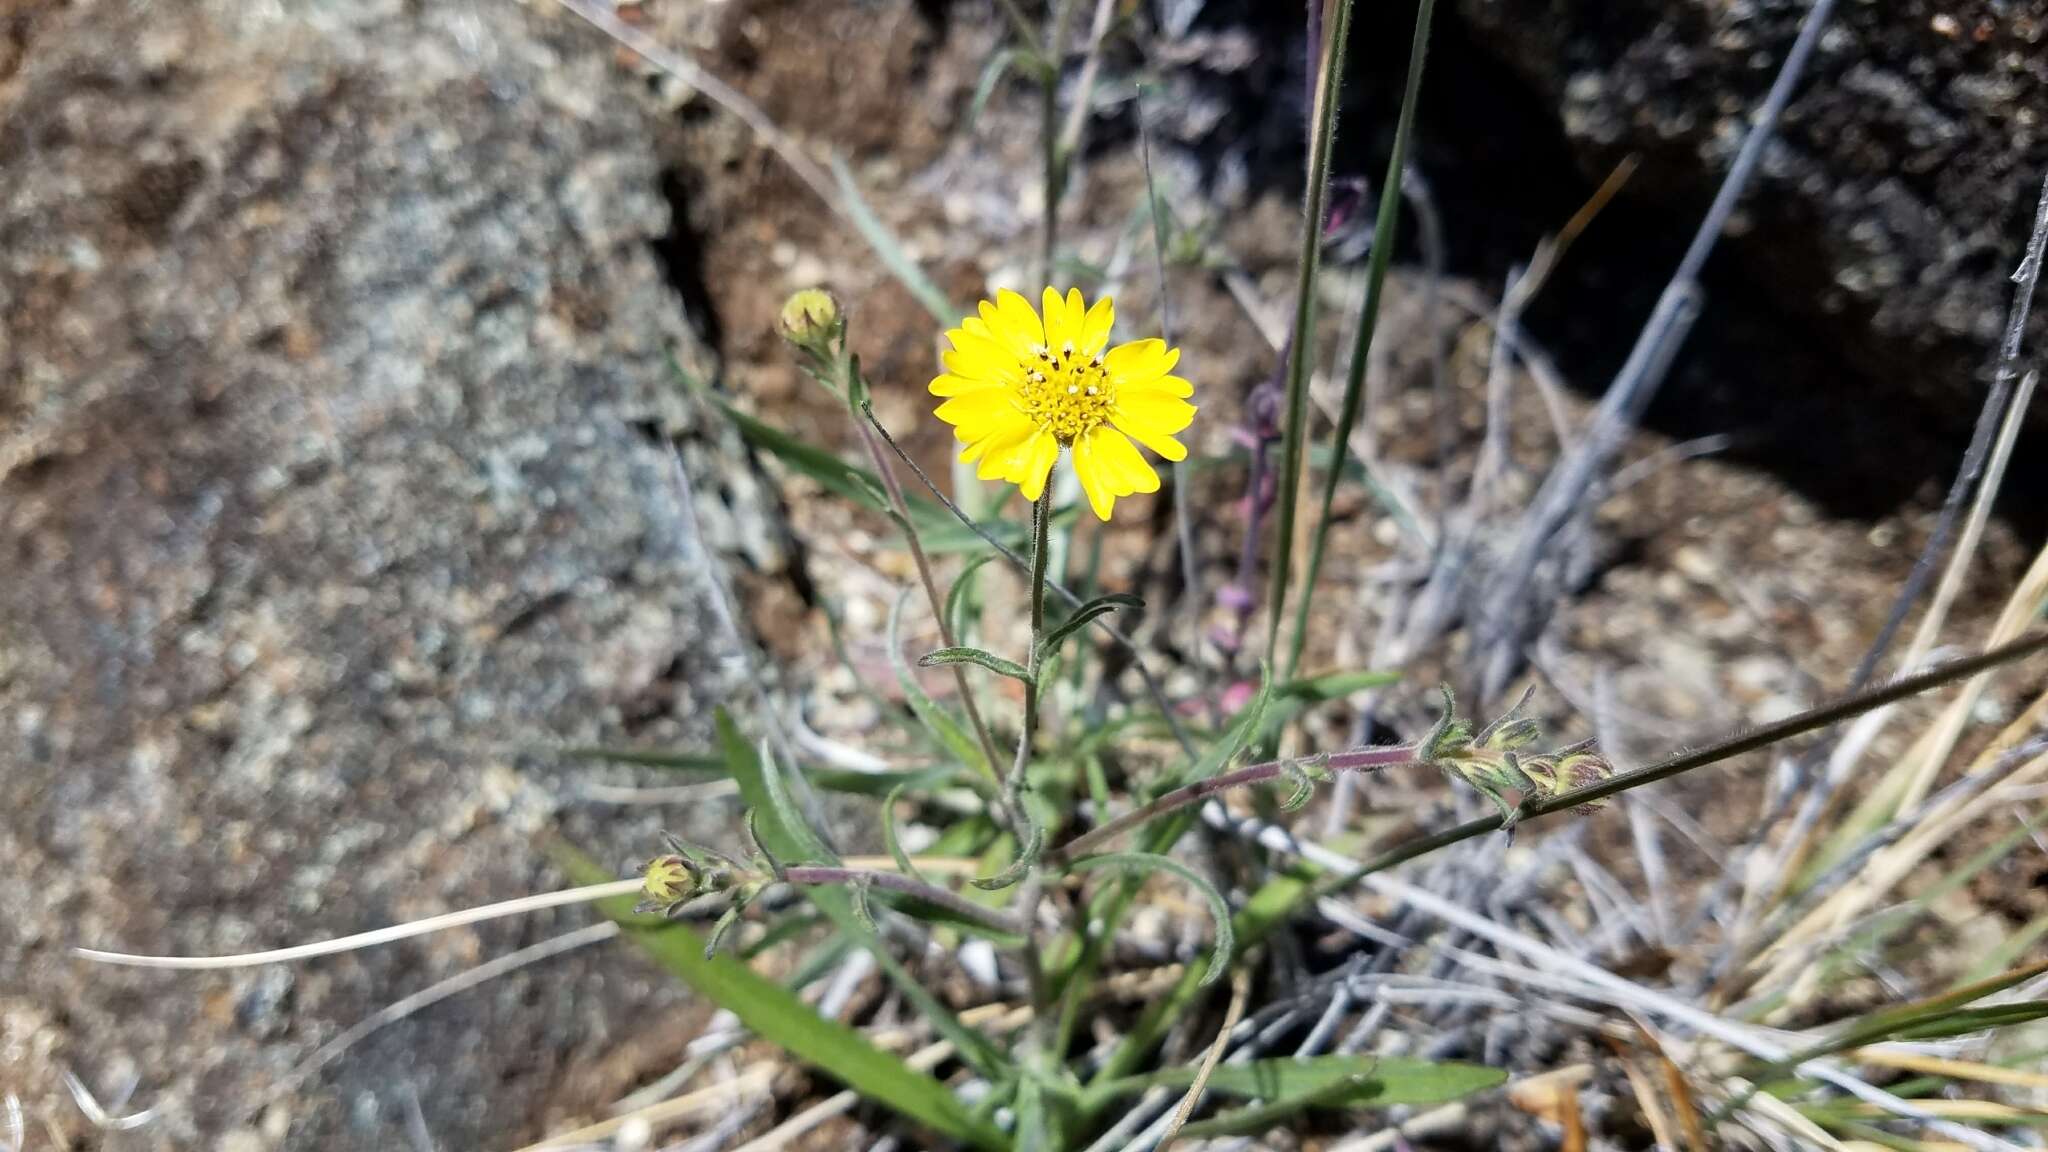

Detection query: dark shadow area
xmin=1172 ymin=1 xmax=2047 ymax=540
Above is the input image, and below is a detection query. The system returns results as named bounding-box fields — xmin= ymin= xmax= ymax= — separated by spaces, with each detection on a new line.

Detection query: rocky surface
xmin=0 ymin=1 xmax=781 ymax=1147
xmin=1454 ymin=0 xmax=2048 ymax=422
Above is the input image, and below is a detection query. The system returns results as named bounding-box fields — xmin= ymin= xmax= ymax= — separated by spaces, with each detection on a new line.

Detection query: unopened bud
xmin=777 ymin=288 xmax=843 ymax=353
xmin=640 ymin=854 xmax=697 ymax=908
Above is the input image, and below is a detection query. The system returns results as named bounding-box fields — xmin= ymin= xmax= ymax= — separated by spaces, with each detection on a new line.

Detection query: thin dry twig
xmin=1477 ymin=0 xmax=1841 ymax=699
xmin=1159 ymin=966 xmax=1251 ymax=1151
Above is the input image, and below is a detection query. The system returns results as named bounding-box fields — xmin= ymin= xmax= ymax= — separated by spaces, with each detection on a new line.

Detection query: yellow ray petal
xmin=935 ymin=389 xmax=1022 ymax=433
xmin=930 ymin=373 xmax=1012 ymax=397
xmin=947 ymin=324 xmax=1018 ymax=371
xmin=1120 ymin=374 xmax=1194 ymax=399
xmin=1079 ymin=295 xmax=1115 ymax=357
xmin=1041 ymin=287 xmax=1074 ymax=351
xmin=963 ymin=419 xmax=1035 ymax=466
xmin=1092 ymin=426 xmax=1161 ymax=494
xmin=1071 ymin=429 xmax=1119 ymax=520
xmin=1104 ymin=338 xmax=1180 ymax=385
xmin=1111 ymin=412 xmax=1188 ymax=462
xmin=1014 ymin=431 xmax=1060 ymax=501
xmin=1113 ymin=392 xmax=1197 ymax=436
xmin=994 ymin=289 xmax=1046 ymax=351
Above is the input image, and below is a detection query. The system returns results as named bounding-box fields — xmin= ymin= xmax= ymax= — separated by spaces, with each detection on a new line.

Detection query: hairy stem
xmin=781 ymin=866 xmax=1026 ymax=937
xmin=850 ymin=396 xmax=1007 ymax=785
xmin=1014 ymin=489 xmax=1058 ymax=1070
xmin=859 ymin=402 xmax=1198 ymax=755
xmin=1314 ymin=629 xmax=2048 ymax=892
xmin=1048 ymin=744 xmax=1419 ymax=865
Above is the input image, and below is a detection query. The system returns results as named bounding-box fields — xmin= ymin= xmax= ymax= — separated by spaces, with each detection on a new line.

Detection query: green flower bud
xmin=640 ymin=853 xmax=697 ymax=908
xmin=777 ymin=288 xmax=843 ymax=354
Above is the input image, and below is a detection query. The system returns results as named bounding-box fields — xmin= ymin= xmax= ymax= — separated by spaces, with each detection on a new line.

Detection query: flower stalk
xmin=780 ymin=290 xmax=1008 ymax=784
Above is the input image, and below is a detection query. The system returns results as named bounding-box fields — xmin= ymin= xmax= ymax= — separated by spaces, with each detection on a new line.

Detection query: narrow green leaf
xmin=1275 ymin=668 xmax=1401 ymax=703
xmin=1266 ymin=0 xmax=1358 ymax=664
xmin=1068 ymin=852 xmax=1235 ymax=986
xmin=829 ymin=153 xmax=957 ymax=326
xmin=920 ymin=645 xmax=1034 ymax=685
xmin=1176 ymin=1077 xmax=1374 ymax=1140
xmin=1885 ymin=1001 xmax=2048 ymax=1041
xmin=968 ymin=48 xmax=1019 ymax=131
xmin=714 ymin=396 xmax=889 ymax=513
xmin=806 ymin=764 xmax=962 ymax=796
xmin=1170 ymin=1058 xmax=1504 ymax=1140
xmin=717 ymin=711 xmax=1012 ymax=1078
xmin=1038 ymin=592 xmax=1143 ymax=659
xmin=732 ymin=724 xmax=834 ymax=865
xmin=552 ymin=842 xmax=1004 ymax=1150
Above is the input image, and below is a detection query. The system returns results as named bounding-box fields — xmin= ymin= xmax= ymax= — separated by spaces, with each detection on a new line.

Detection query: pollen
xmin=1020 ymin=345 xmax=1116 ymax=443
xmin=929 ymin=287 xmax=1197 ymax=520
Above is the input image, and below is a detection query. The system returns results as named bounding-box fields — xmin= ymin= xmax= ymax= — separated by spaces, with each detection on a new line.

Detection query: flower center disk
xmin=1019 ymin=341 xmax=1112 ymax=443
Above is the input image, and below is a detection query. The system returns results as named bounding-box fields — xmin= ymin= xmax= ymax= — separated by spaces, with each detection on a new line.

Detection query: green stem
xmin=1286 ymin=0 xmax=1437 ymax=679
xmin=1010 ymin=490 xmax=1055 ymax=806
xmin=1264 ymin=0 xmax=1355 ymax=665
xmin=1011 ymin=490 xmax=1057 ymax=1060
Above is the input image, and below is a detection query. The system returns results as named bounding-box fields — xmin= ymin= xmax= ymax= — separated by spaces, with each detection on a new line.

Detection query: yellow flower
xmin=929 ymin=288 xmax=1196 ymax=520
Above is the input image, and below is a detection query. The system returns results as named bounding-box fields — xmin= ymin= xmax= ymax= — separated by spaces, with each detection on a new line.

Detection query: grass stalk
xmin=1040 ymin=0 xmax=1078 ymax=286
xmin=1264 ymin=0 xmax=1356 ymax=664
xmin=1287 ymin=0 xmax=1438 ymax=678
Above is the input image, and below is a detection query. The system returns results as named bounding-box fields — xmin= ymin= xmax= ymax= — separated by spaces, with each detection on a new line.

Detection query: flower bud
xmin=777 ymin=288 xmax=843 ymax=355
xmin=640 ymin=853 xmax=697 ymax=907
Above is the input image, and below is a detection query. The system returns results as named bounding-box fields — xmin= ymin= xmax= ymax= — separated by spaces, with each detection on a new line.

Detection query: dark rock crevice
xmin=1161 ymin=1 xmax=2046 ymax=534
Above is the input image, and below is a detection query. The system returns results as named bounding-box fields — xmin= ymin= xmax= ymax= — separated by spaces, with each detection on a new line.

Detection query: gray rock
xmin=1456 ymin=0 xmax=2048 ymax=409
xmin=1 ymin=1 xmax=773 ymax=1147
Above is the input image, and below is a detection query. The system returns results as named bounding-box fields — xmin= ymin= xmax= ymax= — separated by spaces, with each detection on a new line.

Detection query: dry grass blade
xmin=74 ymin=879 xmax=643 ymax=969
xmin=1158 ymin=965 xmax=1251 ymax=1151
xmin=1850 ymin=1049 xmax=2048 ymax=1092
xmin=268 ymin=921 xmax=618 ymax=1104
xmin=516 ymin=1064 xmax=777 ymax=1152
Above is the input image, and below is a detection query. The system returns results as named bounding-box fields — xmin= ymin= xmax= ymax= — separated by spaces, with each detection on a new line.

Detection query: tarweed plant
xmin=69 ymin=2 xmax=2048 ymax=1149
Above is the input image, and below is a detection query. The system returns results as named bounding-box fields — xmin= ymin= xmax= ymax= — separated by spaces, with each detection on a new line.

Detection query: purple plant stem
xmin=1048 ymin=741 xmax=1419 ymax=864
xmin=1213 ymin=348 xmax=1288 ymax=660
